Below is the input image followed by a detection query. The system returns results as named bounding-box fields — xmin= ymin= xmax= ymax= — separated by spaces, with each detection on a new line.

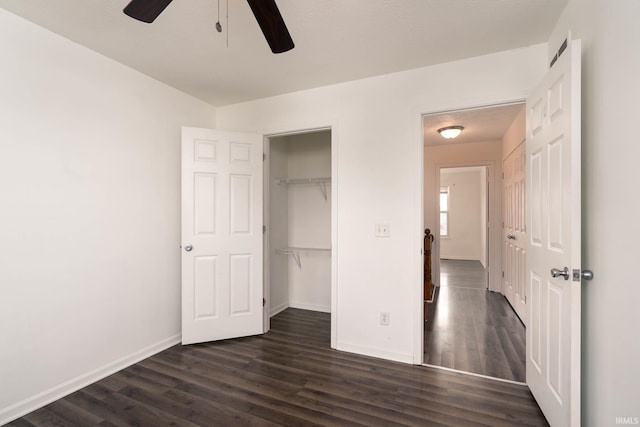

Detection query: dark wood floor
xmin=439 ymin=259 xmax=487 ymax=289
xmin=425 ymin=260 xmax=526 ymax=382
xmin=10 ymin=309 xmax=546 ymax=426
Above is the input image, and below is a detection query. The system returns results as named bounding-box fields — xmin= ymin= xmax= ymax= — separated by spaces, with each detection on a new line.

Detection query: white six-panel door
xmin=526 ymin=39 xmax=581 ymax=427
xmin=181 ymin=127 xmax=263 ymax=345
xmin=503 ymin=142 xmax=527 ymax=324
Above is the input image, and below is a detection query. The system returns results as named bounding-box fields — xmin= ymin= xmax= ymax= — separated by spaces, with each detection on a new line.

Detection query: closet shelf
xmin=275 ymin=247 xmax=331 ymax=269
xmin=275 ymin=177 xmax=331 ymax=200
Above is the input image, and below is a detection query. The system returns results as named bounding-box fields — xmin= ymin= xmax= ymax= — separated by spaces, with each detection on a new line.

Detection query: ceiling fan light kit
xmin=123 ymin=0 xmax=294 ymax=53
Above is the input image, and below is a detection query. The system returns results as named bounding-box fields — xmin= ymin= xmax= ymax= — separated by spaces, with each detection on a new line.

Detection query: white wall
xmin=0 ymin=9 xmax=216 ymax=423
xmin=440 ymin=169 xmax=483 ymax=262
xmin=267 ymin=138 xmax=290 ymax=316
xmin=479 ymin=166 xmax=488 ymax=268
xmin=502 ymin=106 xmax=526 ymax=159
xmin=548 ymin=0 xmax=640 ymax=424
xmin=425 ymin=141 xmax=503 ymax=291
xmin=218 ymin=46 xmax=547 ymax=363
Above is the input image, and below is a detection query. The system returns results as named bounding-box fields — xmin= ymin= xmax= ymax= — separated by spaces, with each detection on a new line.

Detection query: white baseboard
xmin=288 ymin=301 xmax=331 ymax=313
xmin=270 ymin=302 xmax=289 ymax=317
xmin=0 ymin=334 xmax=181 ymax=425
xmin=337 ymin=341 xmax=413 ymax=364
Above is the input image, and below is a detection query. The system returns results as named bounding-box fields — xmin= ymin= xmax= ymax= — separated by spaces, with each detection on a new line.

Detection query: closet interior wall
xmin=268 ymin=130 xmax=331 ymax=316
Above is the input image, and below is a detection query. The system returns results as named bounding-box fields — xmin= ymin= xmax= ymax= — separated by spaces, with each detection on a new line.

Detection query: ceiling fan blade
xmin=246 ymin=0 xmax=295 ymax=54
xmin=123 ymin=0 xmax=173 ymax=23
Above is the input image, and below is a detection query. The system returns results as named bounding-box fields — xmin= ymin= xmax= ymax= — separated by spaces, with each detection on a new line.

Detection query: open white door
xmin=526 ymin=38 xmax=581 ymax=427
xmin=181 ymin=127 xmax=263 ymax=345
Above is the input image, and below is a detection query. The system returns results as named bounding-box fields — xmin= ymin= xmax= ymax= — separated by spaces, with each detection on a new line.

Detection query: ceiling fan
xmin=123 ymin=0 xmax=295 ymax=53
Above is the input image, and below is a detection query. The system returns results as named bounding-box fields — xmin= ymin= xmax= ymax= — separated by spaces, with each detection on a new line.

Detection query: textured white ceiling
xmin=0 ymin=0 xmax=566 ymax=107
xmin=423 ymin=103 xmax=524 ymax=146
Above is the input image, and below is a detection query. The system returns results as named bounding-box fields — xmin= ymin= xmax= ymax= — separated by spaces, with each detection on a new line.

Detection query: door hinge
xmin=263 ymin=153 xmax=266 ymax=161
xmin=263 ymin=225 xmax=266 ymax=234
xmin=262 ymin=298 xmax=266 ymax=307
xmin=502 ymin=271 xmax=505 ymax=278
xmin=525 ymin=295 xmax=527 ymax=303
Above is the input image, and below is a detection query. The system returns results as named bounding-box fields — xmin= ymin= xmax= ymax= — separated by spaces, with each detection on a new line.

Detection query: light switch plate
xmin=375 ymin=223 xmax=390 ymax=237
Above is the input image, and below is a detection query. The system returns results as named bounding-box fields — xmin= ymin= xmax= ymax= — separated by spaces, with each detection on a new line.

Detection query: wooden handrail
xmin=424 ymin=228 xmax=434 ymax=301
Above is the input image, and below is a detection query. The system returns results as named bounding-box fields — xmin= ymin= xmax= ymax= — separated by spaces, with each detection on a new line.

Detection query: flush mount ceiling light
xmin=437 ymin=125 xmax=464 ymax=139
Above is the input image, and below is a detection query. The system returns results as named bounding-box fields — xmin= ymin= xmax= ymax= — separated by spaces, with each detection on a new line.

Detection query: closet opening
xmin=263 ymin=128 xmax=333 ymax=342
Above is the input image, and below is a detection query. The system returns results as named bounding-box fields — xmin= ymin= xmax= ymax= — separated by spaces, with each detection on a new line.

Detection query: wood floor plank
xmin=297 ymin=388 xmax=452 ymax=427
xmin=439 ymin=259 xmax=488 ymax=289
xmin=121 ymin=384 xmax=280 ymax=427
xmin=5 ymin=419 xmax=34 ymax=427
xmin=43 ymin=400 xmax=104 ymax=426
xmin=9 ymin=308 xmax=546 ymax=426
xmin=142 ymin=354 xmax=360 ymax=426
xmin=62 ymin=389 xmax=168 ymax=427
xmin=22 ymin=407 xmax=77 ymax=427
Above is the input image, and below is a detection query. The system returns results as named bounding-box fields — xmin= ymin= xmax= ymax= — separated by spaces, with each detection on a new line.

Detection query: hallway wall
xmin=440 ymin=169 xmax=484 ymax=262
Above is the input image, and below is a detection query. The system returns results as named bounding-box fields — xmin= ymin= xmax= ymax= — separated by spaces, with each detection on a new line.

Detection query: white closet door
xmin=181 ymin=127 xmax=263 ymax=345
xmin=503 ymin=142 xmax=527 ymax=324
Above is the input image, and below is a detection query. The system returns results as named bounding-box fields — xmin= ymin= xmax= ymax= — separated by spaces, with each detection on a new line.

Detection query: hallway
xmin=424 ymin=260 xmax=526 ymax=382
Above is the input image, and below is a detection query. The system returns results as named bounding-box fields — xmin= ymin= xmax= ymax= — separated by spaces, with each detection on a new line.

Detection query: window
xmin=440 ymin=187 xmax=449 ymax=237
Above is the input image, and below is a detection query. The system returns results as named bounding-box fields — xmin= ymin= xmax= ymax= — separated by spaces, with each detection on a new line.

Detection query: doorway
xmin=421 ymin=103 xmax=527 ymax=382
xmin=263 ymin=129 xmax=333 ymax=340
xmin=439 ymin=166 xmax=489 ymax=290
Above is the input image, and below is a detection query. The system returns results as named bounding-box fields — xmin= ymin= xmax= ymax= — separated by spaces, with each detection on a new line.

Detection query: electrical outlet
xmin=380 ymin=312 xmax=390 ymax=326
xmin=375 ymin=223 xmax=390 ymax=237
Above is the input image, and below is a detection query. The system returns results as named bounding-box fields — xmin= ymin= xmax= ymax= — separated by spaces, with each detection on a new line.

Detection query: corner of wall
xmin=0 ymin=335 xmax=180 ymax=425
xmin=502 ymin=106 xmax=526 ymax=160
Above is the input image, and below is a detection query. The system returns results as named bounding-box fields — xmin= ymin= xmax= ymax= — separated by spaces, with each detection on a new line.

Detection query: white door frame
xmin=262 ymin=125 xmax=338 ymax=349
xmin=412 ymin=99 xmax=525 ymax=364
xmin=435 ymin=162 xmax=494 ymax=290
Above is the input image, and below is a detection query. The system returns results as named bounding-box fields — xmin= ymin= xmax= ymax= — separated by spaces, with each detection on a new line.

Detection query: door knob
xmin=507 ymin=234 xmax=516 ymax=240
xmin=550 ymin=266 xmax=570 ymax=280
xmin=184 ymin=244 xmax=193 ymax=252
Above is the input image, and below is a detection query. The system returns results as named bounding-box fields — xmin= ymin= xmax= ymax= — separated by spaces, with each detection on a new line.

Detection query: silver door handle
xmin=507 ymin=234 xmax=516 ymax=240
xmin=551 ymin=266 xmax=569 ymax=280
xmin=184 ymin=244 xmax=193 ymax=252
